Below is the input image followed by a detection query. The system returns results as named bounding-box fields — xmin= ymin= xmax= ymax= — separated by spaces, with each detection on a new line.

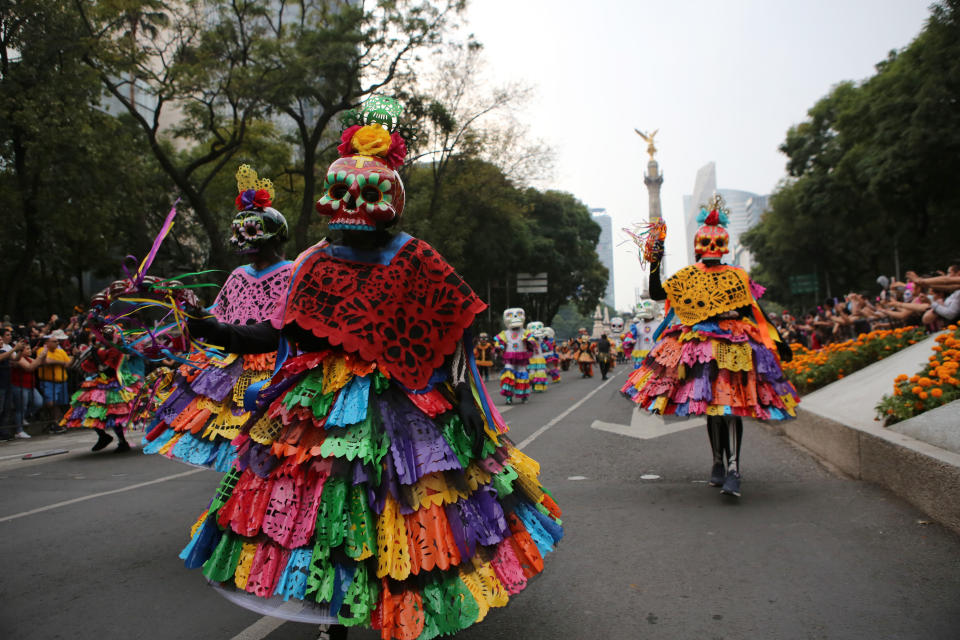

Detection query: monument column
xmin=635 ymin=128 xmax=665 ymax=290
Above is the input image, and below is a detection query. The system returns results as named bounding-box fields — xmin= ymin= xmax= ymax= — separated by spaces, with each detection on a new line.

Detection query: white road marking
xmin=516 ymin=368 xmax=627 ymax=450
xmin=567 ymin=475 xmax=588 ymax=481
xmin=0 ymin=468 xmax=205 ymax=523
xmin=228 ymin=615 xmax=287 ymax=640
xmin=591 ymin=407 xmax=702 ymax=440
xmin=640 ymin=474 xmax=661 ymax=480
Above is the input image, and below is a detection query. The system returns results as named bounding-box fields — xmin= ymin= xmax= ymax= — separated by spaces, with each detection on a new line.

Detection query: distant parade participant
xmin=541 ymin=326 xmax=561 ymax=383
xmin=610 ymin=317 xmax=625 ymax=363
xmin=526 ymin=321 xmax=549 ymax=392
xmin=631 ymin=300 xmax=660 ymax=369
xmin=143 ymin=165 xmax=293 ymax=471
xmin=596 ymin=333 xmax=613 ymax=380
xmin=495 ymin=307 xmax=537 ymax=404
xmin=473 ymin=332 xmax=495 ymax=381
xmin=61 ymin=328 xmax=145 ymax=452
xmin=558 ymin=339 xmax=574 ymax=371
xmin=575 ymin=334 xmax=596 ymax=378
xmin=621 ymin=326 xmax=636 ymax=363
xmin=622 ymin=196 xmax=798 ymax=497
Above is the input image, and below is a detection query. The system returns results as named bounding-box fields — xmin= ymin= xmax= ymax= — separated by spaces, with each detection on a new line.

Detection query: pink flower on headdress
xmin=384 ymin=132 xmax=407 ymax=170
xmin=337 ymin=125 xmax=363 ymax=157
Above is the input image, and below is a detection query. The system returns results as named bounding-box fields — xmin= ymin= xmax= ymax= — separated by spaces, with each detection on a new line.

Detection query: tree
xmin=75 ymin=0 xmax=276 ymax=269
xmin=744 ymin=0 xmax=960 ymax=307
xmin=0 ymin=0 xmax=172 ymax=317
xmin=521 ymin=189 xmax=607 ymax=321
xmin=254 ymin=0 xmax=467 ymax=252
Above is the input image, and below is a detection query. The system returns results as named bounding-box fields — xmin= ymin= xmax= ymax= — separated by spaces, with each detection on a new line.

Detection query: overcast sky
xmin=461 ymin=0 xmax=934 ymax=311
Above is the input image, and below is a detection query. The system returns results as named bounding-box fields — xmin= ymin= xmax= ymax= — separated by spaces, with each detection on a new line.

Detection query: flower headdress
xmin=335 ymin=95 xmax=408 ymax=170
xmin=235 ymin=164 xmax=275 ymax=211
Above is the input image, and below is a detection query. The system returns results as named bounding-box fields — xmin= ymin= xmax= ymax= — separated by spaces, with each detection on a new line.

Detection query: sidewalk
xmin=769 ymin=332 xmax=960 ymax=534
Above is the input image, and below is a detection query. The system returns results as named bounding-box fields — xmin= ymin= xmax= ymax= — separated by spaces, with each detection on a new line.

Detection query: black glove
xmin=455 ymin=382 xmax=486 ymax=457
xmin=186 ymin=315 xmax=228 ymax=345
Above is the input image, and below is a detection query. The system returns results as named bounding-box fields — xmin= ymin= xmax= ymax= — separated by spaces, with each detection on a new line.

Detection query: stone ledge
xmin=769 ymin=410 xmax=960 ymax=534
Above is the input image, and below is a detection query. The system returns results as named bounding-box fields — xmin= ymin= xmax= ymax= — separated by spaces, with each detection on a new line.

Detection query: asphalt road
xmin=2 ymin=365 xmax=959 ymax=640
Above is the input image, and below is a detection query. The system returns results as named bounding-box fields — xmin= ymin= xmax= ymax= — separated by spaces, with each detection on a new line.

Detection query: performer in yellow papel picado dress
xmin=622 ymin=195 xmax=798 ymax=498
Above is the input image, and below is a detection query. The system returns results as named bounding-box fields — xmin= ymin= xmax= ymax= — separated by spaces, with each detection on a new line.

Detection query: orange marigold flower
xmin=806 ymin=378 xmax=813 ymax=383
xmin=915 ymin=402 xmax=924 ymax=409
xmin=919 ymin=377 xmax=933 ymax=387
xmin=911 ymin=386 xmax=923 ymax=395
xmin=919 ymin=391 xmax=928 ymax=399
xmin=910 ymin=375 xmax=920 ymax=383
xmin=930 ymin=388 xmax=943 ymax=398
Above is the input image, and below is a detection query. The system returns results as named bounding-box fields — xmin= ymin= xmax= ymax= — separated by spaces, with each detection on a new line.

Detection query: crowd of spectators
xmin=770 ymin=262 xmax=960 ymax=350
xmin=0 ymin=312 xmax=92 ymax=441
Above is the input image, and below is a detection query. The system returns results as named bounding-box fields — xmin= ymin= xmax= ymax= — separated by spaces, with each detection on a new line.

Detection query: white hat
xmin=45 ymin=329 xmax=69 ymax=340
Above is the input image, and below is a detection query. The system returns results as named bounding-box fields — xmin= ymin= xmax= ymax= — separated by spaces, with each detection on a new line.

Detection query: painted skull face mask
xmin=315 ymin=155 xmax=405 ymax=231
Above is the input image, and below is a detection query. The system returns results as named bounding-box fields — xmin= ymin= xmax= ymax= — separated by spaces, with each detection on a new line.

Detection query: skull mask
xmin=230 ymin=206 xmax=288 ymax=254
xmin=694 ymin=223 xmax=729 ymax=260
xmin=610 ymin=317 xmax=624 ymax=334
xmin=543 ymin=327 xmax=555 ymax=339
xmin=316 ymin=156 xmax=405 ymax=231
xmin=636 ymin=299 xmax=657 ymax=321
xmin=503 ymin=307 xmax=526 ymax=329
xmin=526 ymin=321 xmax=545 ymax=339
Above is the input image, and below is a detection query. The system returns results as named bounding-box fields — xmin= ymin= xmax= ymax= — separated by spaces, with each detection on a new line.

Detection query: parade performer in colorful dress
xmin=631 ymin=300 xmax=660 ymax=369
xmin=495 ymin=308 xmax=537 ymax=404
xmin=621 ymin=329 xmax=636 ymax=363
xmin=525 ymin=321 xmax=549 ymax=393
xmin=143 ymin=166 xmax=293 ymax=471
xmin=609 ymin=317 xmax=625 ymax=364
xmin=61 ymin=332 xmax=145 ymax=452
xmin=181 ymin=96 xmax=563 ymax=639
xmin=541 ymin=327 xmax=561 ymax=383
xmin=621 ymin=196 xmax=798 ymax=497
xmin=575 ymin=335 xmax=596 ymax=378
xmin=473 ymin=333 xmax=495 ymax=382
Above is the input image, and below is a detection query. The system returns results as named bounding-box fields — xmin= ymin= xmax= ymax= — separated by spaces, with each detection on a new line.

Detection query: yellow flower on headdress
xmin=351 ymin=125 xmax=392 ymax=157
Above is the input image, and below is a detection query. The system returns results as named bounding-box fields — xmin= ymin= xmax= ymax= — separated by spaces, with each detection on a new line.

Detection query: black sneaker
xmin=709 ymin=462 xmax=726 ymax=487
xmin=91 ymin=431 xmax=114 ymax=452
xmin=115 ymin=440 xmax=131 ymax=453
xmin=720 ymin=470 xmax=741 ymax=497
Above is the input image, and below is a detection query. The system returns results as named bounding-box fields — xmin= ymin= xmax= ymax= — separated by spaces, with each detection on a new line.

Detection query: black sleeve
xmin=188 ymin=318 xmax=281 ymax=354
xmin=649 ymin=257 xmax=667 ymax=302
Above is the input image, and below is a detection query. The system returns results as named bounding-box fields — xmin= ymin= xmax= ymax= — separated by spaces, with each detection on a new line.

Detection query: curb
xmin=770 ymin=410 xmax=960 ymax=535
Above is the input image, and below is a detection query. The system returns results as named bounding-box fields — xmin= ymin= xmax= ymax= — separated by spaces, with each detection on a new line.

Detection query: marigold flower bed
xmin=784 ymin=326 xmax=926 ymax=395
xmin=876 ymin=324 xmax=960 ymax=424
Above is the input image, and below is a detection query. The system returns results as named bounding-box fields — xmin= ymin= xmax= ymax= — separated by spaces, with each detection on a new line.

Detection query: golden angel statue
xmin=634 ymin=128 xmax=659 ymax=160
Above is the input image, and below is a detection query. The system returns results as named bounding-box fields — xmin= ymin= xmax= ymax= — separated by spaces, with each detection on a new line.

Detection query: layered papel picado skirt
xmin=143 ymin=351 xmax=276 ymax=471
xmin=61 ymin=373 xmax=142 ymax=431
xmin=180 ymin=349 xmax=563 ymax=639
xmin=622 ymin=318 xmax=799 ymax=420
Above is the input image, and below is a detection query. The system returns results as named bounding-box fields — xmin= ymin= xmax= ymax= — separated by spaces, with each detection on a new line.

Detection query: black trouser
xmin=597 ymin=353 xmax=611 ymax=379
xmin=706 ymin=415 xmax=743 ymax=471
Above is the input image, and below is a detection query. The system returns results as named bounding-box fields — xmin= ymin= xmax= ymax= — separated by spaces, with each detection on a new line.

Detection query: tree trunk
xmin=4 ymin=129 xmax=41 ymax=314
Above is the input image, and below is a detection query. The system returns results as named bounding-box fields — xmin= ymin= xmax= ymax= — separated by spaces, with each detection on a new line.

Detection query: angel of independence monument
xmin=635 ymin=128 xmax=664 ymax=295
